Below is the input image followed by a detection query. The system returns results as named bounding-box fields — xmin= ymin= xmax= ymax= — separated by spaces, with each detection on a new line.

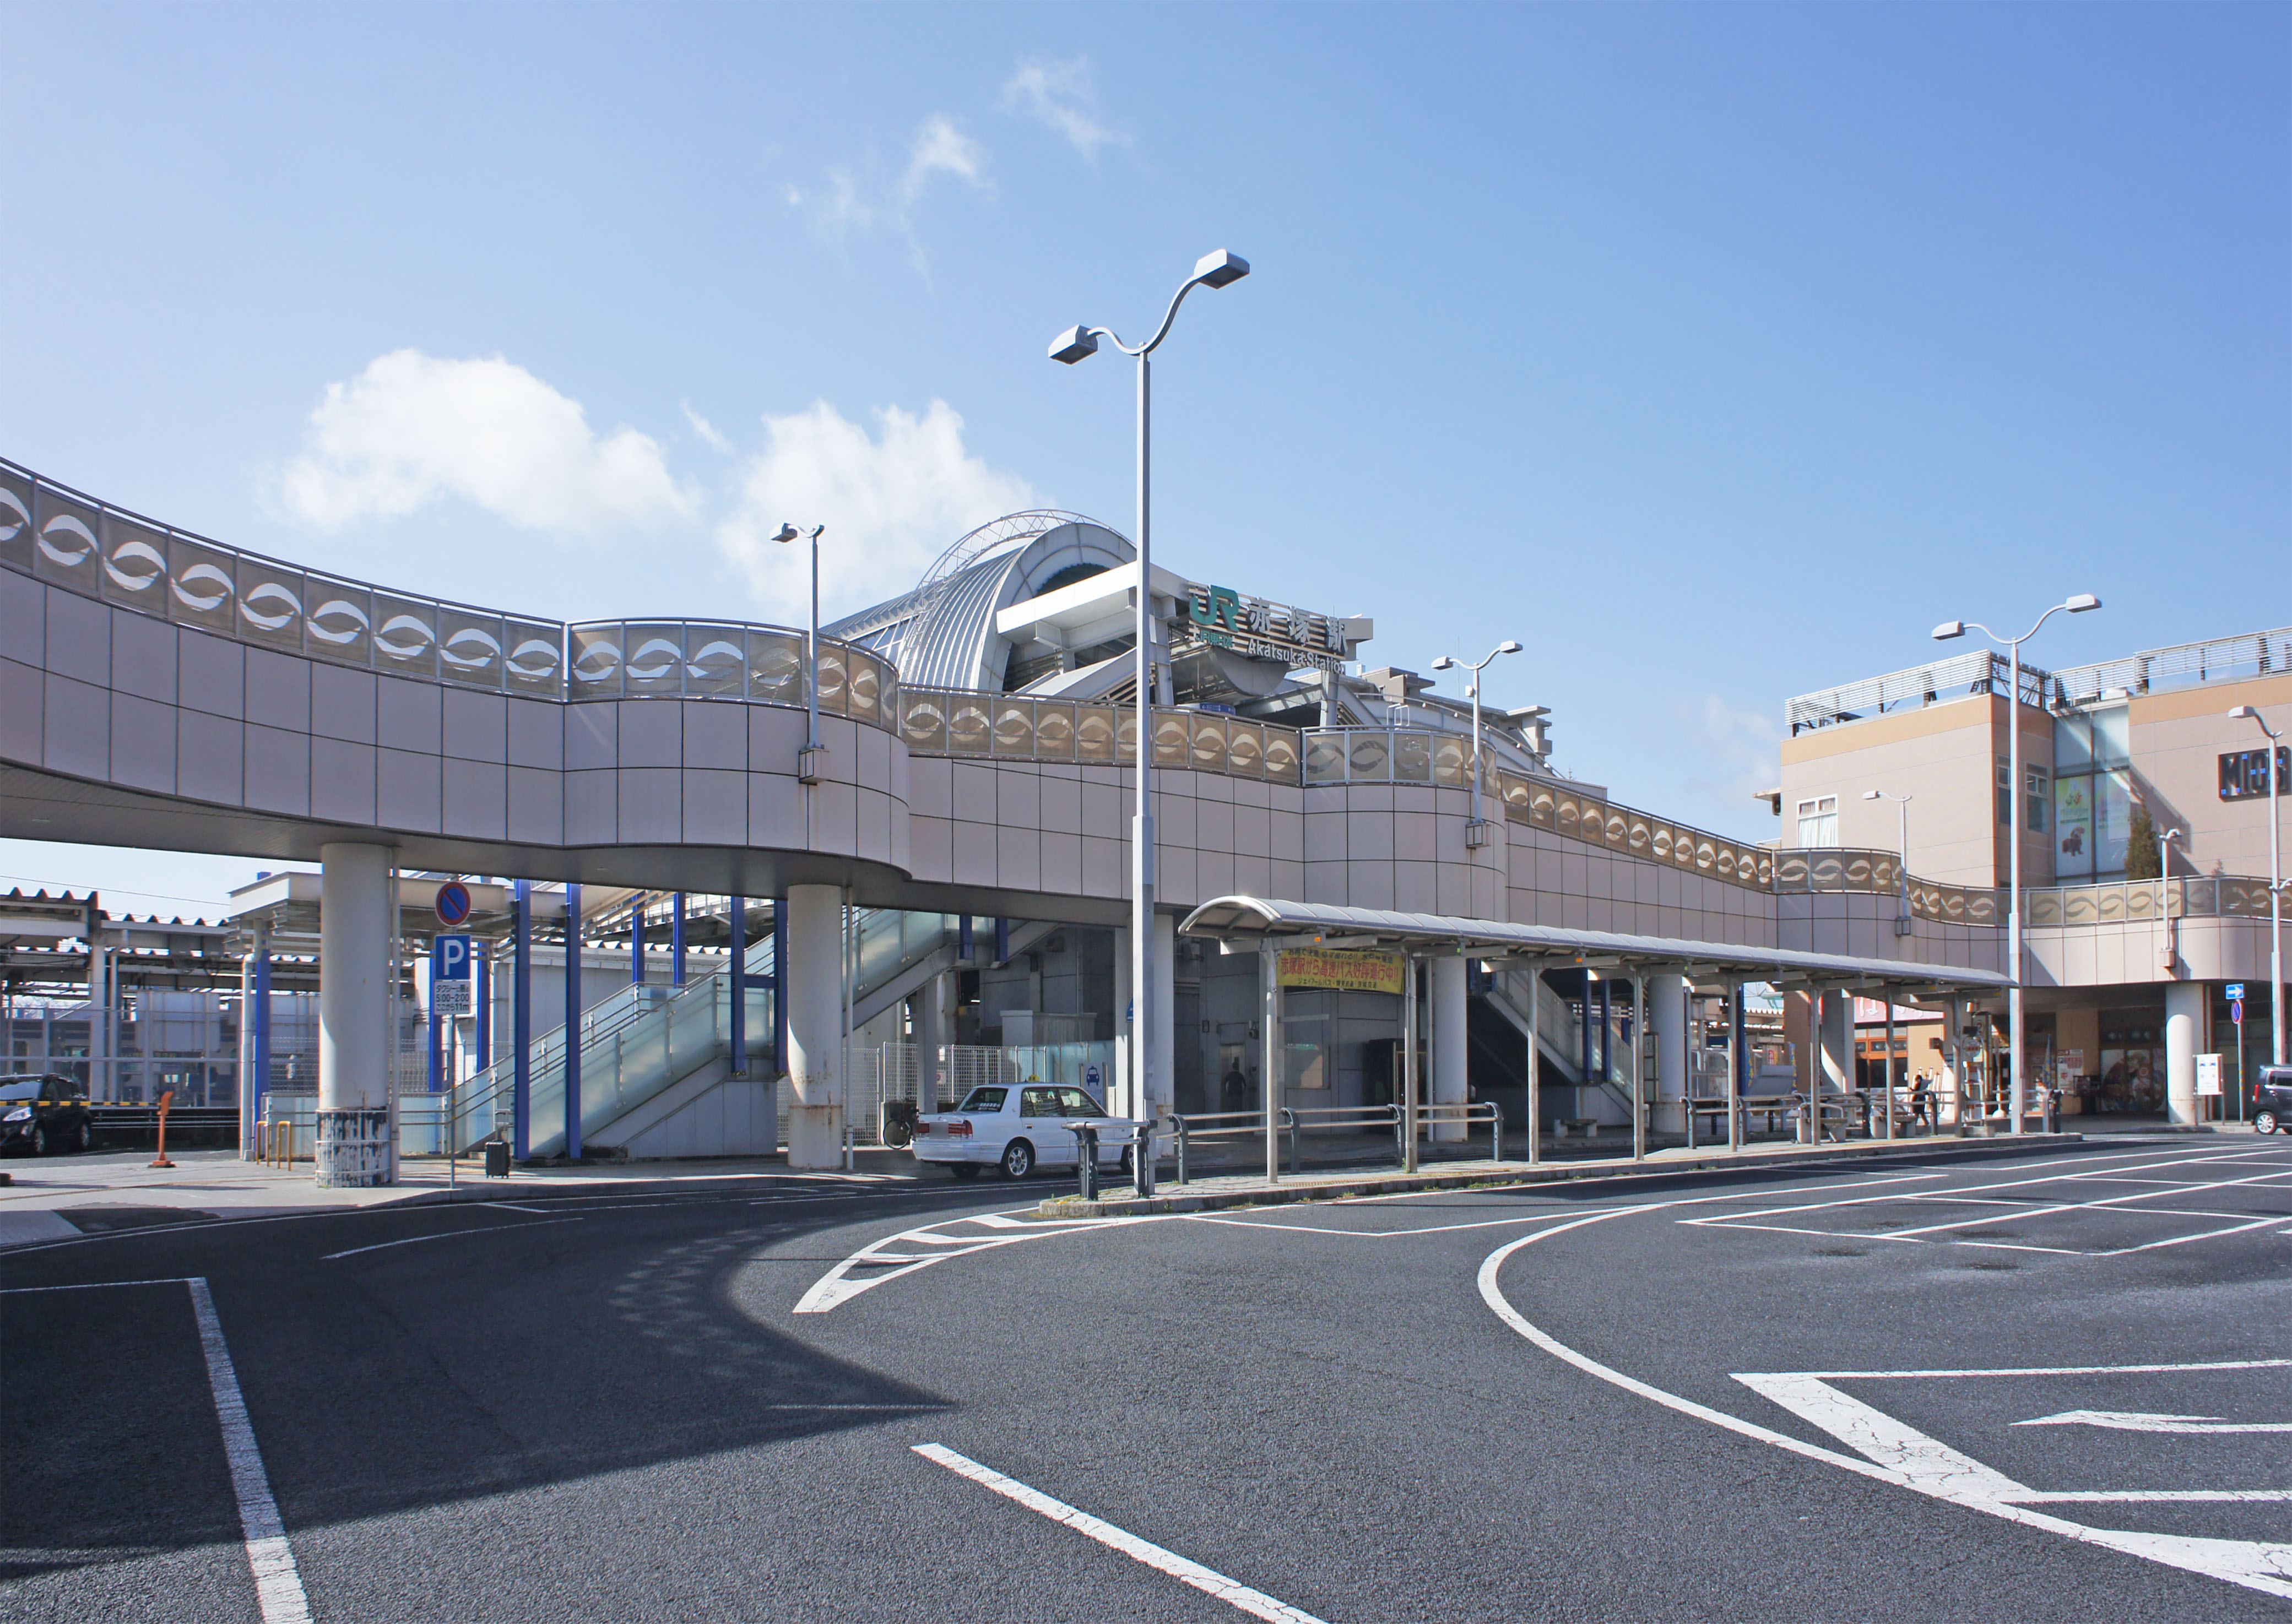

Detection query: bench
xmin=1553 ymin=1117 xmax=1602 ymax=1140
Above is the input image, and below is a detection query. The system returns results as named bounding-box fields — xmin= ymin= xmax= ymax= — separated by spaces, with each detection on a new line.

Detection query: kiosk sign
xmin=1277 ymin=947 xmax=1405 ymax=996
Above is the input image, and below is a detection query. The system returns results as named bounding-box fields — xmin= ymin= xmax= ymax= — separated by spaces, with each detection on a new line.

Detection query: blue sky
xmin=3 ymin=2 xmax=2285 ymax=917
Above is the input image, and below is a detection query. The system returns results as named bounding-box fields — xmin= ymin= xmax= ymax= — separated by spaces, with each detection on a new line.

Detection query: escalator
xmin=447 ymin=905 xmax=1011 ymax=1158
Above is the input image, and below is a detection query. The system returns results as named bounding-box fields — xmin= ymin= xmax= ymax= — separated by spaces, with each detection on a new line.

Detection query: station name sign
xmin=1188 ymin=584 xmax=1350 ymax=674
xmin=1277 ymin=947 xmax=1405 ymax=996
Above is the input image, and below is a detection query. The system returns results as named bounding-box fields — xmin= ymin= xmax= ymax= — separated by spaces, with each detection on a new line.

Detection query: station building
xmin=1775 ymin=627 xmax=2289 ymax=1115
xmin=1 ymin=455 xmax=2024 ymax=1181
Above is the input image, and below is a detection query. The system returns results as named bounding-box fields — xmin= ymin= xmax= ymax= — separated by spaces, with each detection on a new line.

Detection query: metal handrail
xmin=1414 ymin=1100 xmax=1504 ymax=1165
xmin=1168 ymin=1109 xmax=1274 ymax=1186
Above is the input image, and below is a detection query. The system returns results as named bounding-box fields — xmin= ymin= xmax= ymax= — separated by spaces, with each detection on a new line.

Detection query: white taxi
xmin=912 ymin=1083 xmax=1138 ymax=1180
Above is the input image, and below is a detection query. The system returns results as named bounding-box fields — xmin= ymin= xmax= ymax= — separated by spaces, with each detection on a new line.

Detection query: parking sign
xmin=432 ymin=933 xmax=476 ymax=1015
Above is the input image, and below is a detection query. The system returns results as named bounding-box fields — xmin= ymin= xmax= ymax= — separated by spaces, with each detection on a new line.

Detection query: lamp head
xmin=770 ymin=524 xmax=799 ymax=545
xmin=1863 ymin=790 xmax=1882 ymax=801
xmin=1049 ymin=325 xmax=1101 ymax=365
xmin=1429 ymin=656 xmax=1455 ymax=672
xmin=2229 ymin=705 xmax=2258 ymax=720
xmin=1192 ymin=249 xmax=1250 ymax=289
xmin=2066 ymin=593 xmax=2101 ymax=613
xmin=1932 ymin=620 xmax=1966 ymax=642
xmin=1498 ymin=639 xmax=1523 ymax=655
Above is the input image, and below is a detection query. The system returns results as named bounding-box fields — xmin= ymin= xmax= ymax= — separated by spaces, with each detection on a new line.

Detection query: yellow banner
xmin=1277 ymin=947 xmax=1405 ymax=996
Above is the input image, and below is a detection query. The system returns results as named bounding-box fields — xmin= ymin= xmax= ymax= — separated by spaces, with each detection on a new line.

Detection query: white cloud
xmin=902 ymin=115 xmax=987 ymax=203
xmin=1001 ymin=57 xmax=1121 ymax=159
xmin=681 ymin=401 xmax=732 ymax=454
xmin=275 ymin=350 xmax=692 ymax=536
xmin=1675 ymin=691 xmax=1785 ymax=823
xmin=717 ymin=400 xmax=1040 ymax=622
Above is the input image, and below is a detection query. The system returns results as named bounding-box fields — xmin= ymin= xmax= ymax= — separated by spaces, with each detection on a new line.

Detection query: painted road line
xmin=0 ymin=1276 xmax=198 ymax=1293
xmin=913 ymin=1443 xmax=1331 ymax=1624
xmin=322 ymin=1216 xmax=585 ymax=1260
xmin=2017 ymin=1410 xmax=2292 ymax=1434
xmin=2008 ymin=1490 xmax=2292 ymax=1503
xmin=1757 ymin=1358 xmax=2292 ymax=1381
xmin=1480 ymin=1220 xmax=2292 ymax=1601
xmin=187 ymin=1278 xmax=312 ymax=1624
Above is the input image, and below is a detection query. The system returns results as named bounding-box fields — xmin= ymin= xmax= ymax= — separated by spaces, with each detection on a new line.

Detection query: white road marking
xmin=794 ymin=1212 xmax=1169 ymax=1313
xmin=913 ymin=1443 xmax=1331 ymax=1624
xmin=321 ymin=1216 xmax=584 ymax=1259
xmin=1185 ymin=1208 xmax=1621 ymax=1239
xmin=1480 ymin=1218 xmax=2292 ymax=1601
xmin=1769 ymin=1358 xmax=2292 ymax=1380
xmin=2013 ymin=1490 xmax=2292 ymax=1503
xmin=1732 ymin=1373 xmax=2034 ymax=1500
xmin=0 ymin=1276 xmax=199 ymax=1293
xmin=187 ymin=1278 xmax=312 ymax=1624
xmin=2017 ymin=1410 xmax=2292 ymax=1435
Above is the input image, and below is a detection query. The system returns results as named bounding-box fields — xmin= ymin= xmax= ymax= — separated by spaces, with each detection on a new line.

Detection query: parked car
xmin=0 ymin=1074 xmax=95 ymax=1156
xmin=912 ymin=1083 xmax=1136 ymax=1180
xmin=2255 ymin=1067 xmax=2292 ymax=1134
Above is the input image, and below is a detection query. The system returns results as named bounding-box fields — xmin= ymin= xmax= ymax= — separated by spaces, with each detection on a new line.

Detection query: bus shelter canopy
xmin=1175 ymin=895 xmax=2012 ymax=1000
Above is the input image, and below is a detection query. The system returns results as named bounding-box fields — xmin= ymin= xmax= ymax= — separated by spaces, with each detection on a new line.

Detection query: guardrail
xmin=2025 ymin=875 xmax=2278 ymax=926
xmin=1413 ymin=1100 xmax=1503 ymax=1165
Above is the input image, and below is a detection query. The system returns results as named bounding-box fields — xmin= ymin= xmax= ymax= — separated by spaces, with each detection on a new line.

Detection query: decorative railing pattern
xmin=1499 ymin=774 xmax=1777 ymax=890
xmin=2025 ymin=876 xmax=2278 ymax=927
xmin=566 ymin=618 xmax=897 ymax=726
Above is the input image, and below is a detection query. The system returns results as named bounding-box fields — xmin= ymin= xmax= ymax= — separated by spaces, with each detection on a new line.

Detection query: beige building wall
xmin=1779 ymin=694 xmax=2052 ymax=889
xmin=2125 ymin=672 xmax=2291 ymax=880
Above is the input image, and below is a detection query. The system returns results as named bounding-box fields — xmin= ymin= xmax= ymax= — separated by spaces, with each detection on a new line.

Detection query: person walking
xmin=1911 ymin=1073 xmax=1933 ymax=1134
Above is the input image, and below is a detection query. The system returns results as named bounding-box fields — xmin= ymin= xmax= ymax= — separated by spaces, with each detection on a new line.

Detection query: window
xmin=1054 ymin=1087 xmax=1103 ymax=1115
xmin=1795 ymin=796 xmax=1837 ymax=848
xmin=1997 ymin=757 xmax=2012 ymax=827
xmin=1020 ymin=1087 xmax=1061 ymax=1117
xmin=2025 ymin=765 xmax=2049 ymax=833
xmin=956 ymin=1087 xmax=1007 ymax=1112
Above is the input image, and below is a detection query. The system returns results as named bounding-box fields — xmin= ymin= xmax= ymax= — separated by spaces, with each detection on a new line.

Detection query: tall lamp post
xmin=1935 ymin=593 xmax=2101 ymax=1133
xmin=2228 ymin=705 xmax=2285 ymax=1066
xmin=1862 ymin=789 xmax=1912 ymax=934
xmin=773 ymin=523 xmax=828 ymax=782
xmin=1431 ymin=639 xmax=1522 ymax=844
xmin=1050 ymin=248 xmax=1251 ymax=1194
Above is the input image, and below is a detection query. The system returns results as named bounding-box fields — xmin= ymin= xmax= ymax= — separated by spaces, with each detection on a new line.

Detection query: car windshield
xmin=956 ymin=1087 xmax=1007 ymax=1113
xmin=0 ymin=1080 xmax=42 ymax=1101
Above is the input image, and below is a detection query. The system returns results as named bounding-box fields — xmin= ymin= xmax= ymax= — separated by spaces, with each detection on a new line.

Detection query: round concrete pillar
xmin=783 ymin=884 xmax=844 ymax=1168
xmin=1150 ymin=913 xmax=1177 ymax=1122
xmin=1430 ymin=955 xmax=1469 ymax=1142
xmin=317 ymin=842 xmax=394 ymax=1188
xmin=1650 ymin=974 xmax=1686 ymax=1136
xmin=2165 ymin=980 xmax=2206 ymax=1127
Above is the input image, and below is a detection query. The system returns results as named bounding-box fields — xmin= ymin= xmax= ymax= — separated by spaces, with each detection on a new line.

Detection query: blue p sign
xmin=433 ymin=934 xmax=476 ymax=1014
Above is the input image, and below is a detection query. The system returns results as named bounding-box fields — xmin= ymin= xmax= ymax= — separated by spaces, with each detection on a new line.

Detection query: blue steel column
xmin=729 ymin=897 xmax=747 ymax=1076
xmin=513 ymin=881 xmax=531 ymax=1160
xmin=631 ymin=898 xmax=646 ymax=985
xmin=1579 ymin=976 xmax=1592 ymax=1117
xmin=427 ymin=947 xmax=444 ymax=1092
xmin=671 ymin=893 xmax=686 ymax=986
xmin=1599 ymin=979 xmax=1612 ymax=1080
xmin=474 ymin=952 xmax=491 ymax=1071
xmin=772 ymin=900 xmax=788 ymax=1077
xmin=252 ymin=942 xmax=272 ymax=1118
xmin=565 ymin=883 xmax=583 ymax=1160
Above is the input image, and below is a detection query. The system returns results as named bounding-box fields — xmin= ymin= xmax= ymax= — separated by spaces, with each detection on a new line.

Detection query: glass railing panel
xmin=1304 ymin=732 xmax=1346 ymax=784
xmin=994 ymin=698 xmax=1037 ymax=756
xmin=234 ymin=554 xmax=307 ymax=653
xmin=0 ymin=466 xmax=32 ymax=574
xmin=1077 ymin=703 xmax=1117 ymax=763
xmin=816 ymin=644 xmax=848 ymax=716
xmin=304 ymin=573 xmax=375 ymax=665
xmin=686 ymin=627 xmax=746 ymax=697
xmin=900 ymin=689 xmax=950 ymax=752
xmin=99 ymin=512 xmax=171 ymax=610
xmin=1034 ymin=700 xmax=1076 ymax=760
xmin=568 ymin=624 xmax=625 ymax=697
xmin=1393 ymin=731 xmax=1432 ymax=783
xmin=1347 ymin=731 xmax=1390 ymax=782
xmin=439 ymin=606 xmax=506 ymax=690
xmin=747 ymin=628 xmax=806 ymax=706
xmin=1188 ymin=713 xmax=1227 ymax=772
xmin=373 ymin=591 xmax=442 ymax=680
xmin=949 ymin=693 xmax=992 ymax=753
xmin=32 ymin=486 xmax=102 ymax=595
xmin=1432 ymin=735 xmax=1467 ymax=786
xmin=622 ymin=622 xmax=686 ymax=695
xmin=1263 ymin=726 xmax=1301 ymax=784
xmin=505 ymin=617 xmax=564 ymax=695
xmin=848 ymin=648 xmax=881 ymax=726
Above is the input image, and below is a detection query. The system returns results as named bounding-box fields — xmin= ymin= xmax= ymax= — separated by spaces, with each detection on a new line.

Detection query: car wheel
xmin=73 ymin=1121 xmax=92 ymax=1154
xmin=1001 ymin=1140 xmax=1035 ymax=1179
xmin=29 ymin=1126 xmax=48 ymax=1156
xmin=948 ymin=1163 xmax=982 ymax=1180
xmin=2258 ymin=1110 xmax=2280 ymax=1136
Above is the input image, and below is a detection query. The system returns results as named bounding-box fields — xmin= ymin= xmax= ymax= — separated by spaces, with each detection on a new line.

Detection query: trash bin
xmin=483 ymin=1139 xmax=512 ymax=1178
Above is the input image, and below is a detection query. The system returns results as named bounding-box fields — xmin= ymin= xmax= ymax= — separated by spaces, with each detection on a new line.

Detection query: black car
xmin=0 ymin=1074 xmax=94 ymax=1155
xmin=2257 ymin=1066 xmax=2292 ymax=1136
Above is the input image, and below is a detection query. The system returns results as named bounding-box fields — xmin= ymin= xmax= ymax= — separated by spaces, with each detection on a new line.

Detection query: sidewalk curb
xmin=1035 ymin=1134 xmax=2095 ymax=1218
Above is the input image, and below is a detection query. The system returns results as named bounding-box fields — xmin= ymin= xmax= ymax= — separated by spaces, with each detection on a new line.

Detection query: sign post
xmin=2230 ymin=987 xmax=2246 ymax=1121
xmin=2196 ymin=1052 xmax=2223 ymax=1125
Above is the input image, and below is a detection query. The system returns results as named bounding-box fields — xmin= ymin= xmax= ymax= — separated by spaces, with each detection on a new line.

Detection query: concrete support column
xmin=2165 ymin=980 xmax=2206 ymax=1127
xmin=1429 ymin=955 xmax=1469 ymax=1142
xmin=914 ymin=973 xmax=949 ymax=1110
xmin=1820 ymin=992 xmax=1852 ymax=1095
xmin=1650 ymin=973 xmax=1686 ymax=1137
xmin=1110 ymin=926 xmax=1134 ymax=1118
xmin=317 ymin=841 xmax=394 ymax=1188
xmin=1150 ymin=913 xmax=1176 ymax=1123
xmin=784 ymin=884 xmax=844 ymax=1168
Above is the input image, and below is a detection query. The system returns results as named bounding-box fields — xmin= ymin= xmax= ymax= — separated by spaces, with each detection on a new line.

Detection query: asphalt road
xmin=4 ymin=1136 xmax=2289 ymax=1622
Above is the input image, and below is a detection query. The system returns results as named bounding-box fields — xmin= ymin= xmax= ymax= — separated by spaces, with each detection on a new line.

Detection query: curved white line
xmin=1478 ymin=1209 xmax=2292 ymax=1599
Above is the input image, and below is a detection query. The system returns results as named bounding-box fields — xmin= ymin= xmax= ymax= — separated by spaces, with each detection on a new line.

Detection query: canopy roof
xmin=1175 ymin=896 xmax=2011 ymax=997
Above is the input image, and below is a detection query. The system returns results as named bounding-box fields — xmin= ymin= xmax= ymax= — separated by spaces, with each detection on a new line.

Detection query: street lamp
xmin=1051 ymin=248 xmax=1251 ymax=1195
xmin=1431 ymin=640 xmax=1522 ymax=845
xmin=1862 ymin=789 xmax=1913 ymax=935
xmin=1935 ymin=592 xmax=2101 ymax=1133
xmin=2228 ymin=704 xmax=2284 ymax=1065
xmin=773 ymin=523 xmax=827 ymax=782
